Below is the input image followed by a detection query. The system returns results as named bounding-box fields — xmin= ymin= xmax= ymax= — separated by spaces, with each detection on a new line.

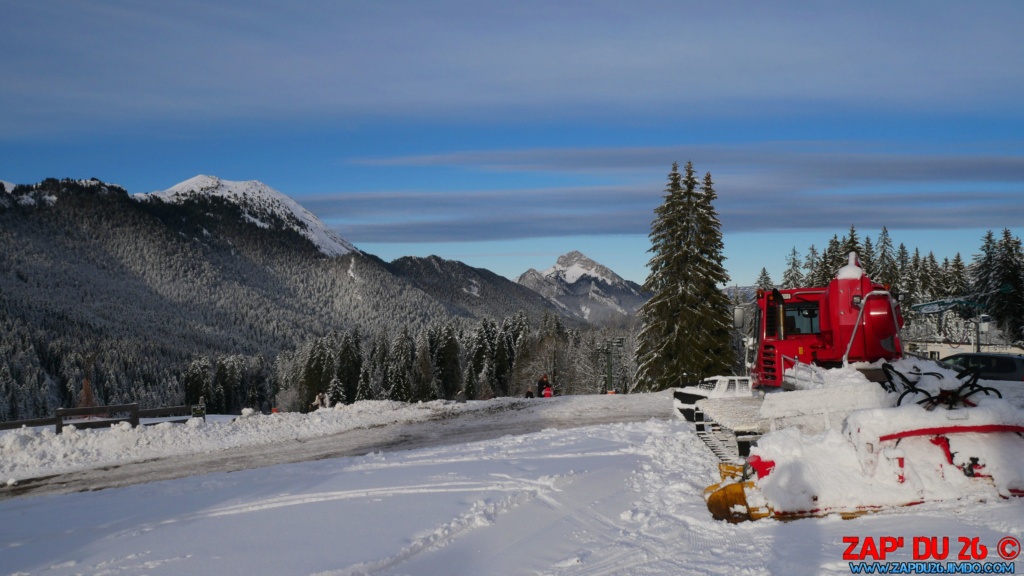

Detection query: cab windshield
xmin=783 ymin=303 xmax=820 ymax=336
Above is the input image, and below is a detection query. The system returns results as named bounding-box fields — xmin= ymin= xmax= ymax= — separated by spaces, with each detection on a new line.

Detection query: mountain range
xmin=0 ymin=175 xmax=646 ymax=357
xmin=130 ymin=175 xmax=646 ymax=325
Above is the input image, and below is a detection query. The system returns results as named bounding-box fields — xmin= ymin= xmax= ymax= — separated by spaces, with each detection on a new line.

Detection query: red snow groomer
xmin=743 ymin=252 xmax=904 ymax=389
xmin=691 ymin=253 xmax=1024 ymax=522
xmin=673 ymin=253 xmax=909 ymax=459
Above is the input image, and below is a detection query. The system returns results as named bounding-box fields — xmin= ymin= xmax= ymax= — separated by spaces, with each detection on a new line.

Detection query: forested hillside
xmin=0 ymin=178 xmax=584 ymax=420
xmin=388 ymin=255 xmax=564 ymax=321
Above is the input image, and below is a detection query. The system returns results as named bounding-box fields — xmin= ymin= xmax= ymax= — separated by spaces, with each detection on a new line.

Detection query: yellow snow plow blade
xmin=704 ymin=463 xmax=771 ymax=523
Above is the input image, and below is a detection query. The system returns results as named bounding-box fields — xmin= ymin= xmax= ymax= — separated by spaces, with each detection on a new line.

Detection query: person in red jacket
xmin=543 ymin=383 xmax=553 ymax=397
xmin=536 ymin=374 xmax=549 ymax=398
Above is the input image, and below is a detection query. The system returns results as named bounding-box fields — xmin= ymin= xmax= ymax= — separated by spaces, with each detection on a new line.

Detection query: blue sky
xmin=2 ymin=1 xmax=1022 ymax=286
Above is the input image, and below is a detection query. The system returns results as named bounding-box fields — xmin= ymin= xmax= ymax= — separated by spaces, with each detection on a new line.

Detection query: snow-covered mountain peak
xmin=517 ymin=251 xmax=647 ymax=323
xmin=543 ymin=250 xmax=628 ymax=288
xmin=139 ymin=175 xmax=358 ymax=257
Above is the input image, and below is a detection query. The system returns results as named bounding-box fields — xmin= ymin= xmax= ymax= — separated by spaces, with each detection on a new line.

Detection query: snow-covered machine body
xmin=703 ymin=366 xmax=1024 ymax=522
xmin=675 ymin=253 xmax=1024 ymax=521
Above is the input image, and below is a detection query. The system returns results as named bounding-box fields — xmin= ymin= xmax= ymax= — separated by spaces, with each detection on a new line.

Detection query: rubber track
xmin=693 ymin=412 xmax=745 ymax=465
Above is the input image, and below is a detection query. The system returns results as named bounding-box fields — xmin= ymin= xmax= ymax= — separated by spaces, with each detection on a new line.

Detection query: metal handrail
xmin=781 ymin=354 xmax=827 ymax=389
xmin=843 ymin=290 xmax=903 ymax=365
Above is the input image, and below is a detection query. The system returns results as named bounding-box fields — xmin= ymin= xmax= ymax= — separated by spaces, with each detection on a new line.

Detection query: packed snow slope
xmin=1 ymin=382 xmax=1022 ymax=576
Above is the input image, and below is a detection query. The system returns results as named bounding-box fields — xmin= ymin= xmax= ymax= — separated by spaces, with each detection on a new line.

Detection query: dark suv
xmin=940 ymin=352 xmax=1024 ymax=382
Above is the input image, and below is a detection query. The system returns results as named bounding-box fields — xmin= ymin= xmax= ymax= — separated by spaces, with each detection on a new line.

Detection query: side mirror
xmin=733 ymin=307 xmax=745 ymax=329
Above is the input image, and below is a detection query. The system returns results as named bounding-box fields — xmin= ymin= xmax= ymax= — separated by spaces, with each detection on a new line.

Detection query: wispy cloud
xmin=309 ymin=144 xmax=1024 ymax=243
xmin=355 ymin=145 xmax=1024 ymax=182
xmin=3 ymin=1 xmax=1023 ymax=137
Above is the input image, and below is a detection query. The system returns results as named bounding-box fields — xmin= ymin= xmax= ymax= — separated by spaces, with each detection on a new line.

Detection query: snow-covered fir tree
xmin=982 ymin=229 xmax=1024 ymax=339
xmin=946 ymin=253 xmax=970 ymax=301
xmin=971 ymin=230 xmax=1000 ymax=304
xmin=781 ymin=247 xmax=804 ymax=289
xmin=386 ymin=328 xmax=415 ymax=402
xmin=636 ymin=163 xmax=733 ymax=391
xmin=802 ymin=245 xmax=820 ymax=286
xmin=841 ymin=225 xmax=861 ymax=261
xmin=873 ymin=227 xmax=899 ymax=289
xmin=860 ymin=236 xmax=876 ymax=277
xmin=434 ymin=322 xmax=463 ymax=400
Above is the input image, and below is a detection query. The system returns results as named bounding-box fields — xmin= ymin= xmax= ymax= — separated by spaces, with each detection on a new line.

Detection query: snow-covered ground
xmin=1 ymin=381 xmax=1022 ymax=576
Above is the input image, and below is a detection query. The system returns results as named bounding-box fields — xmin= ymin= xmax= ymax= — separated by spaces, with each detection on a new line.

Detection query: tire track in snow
xmin=538 ymin=422 xmax=746 ymax=575
xmin=308 ymin=475 xmax=570 ymax=576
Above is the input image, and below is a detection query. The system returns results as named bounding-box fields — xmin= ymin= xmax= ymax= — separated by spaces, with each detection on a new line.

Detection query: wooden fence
xmin=0 ymin=404 xmax=197 ymax=434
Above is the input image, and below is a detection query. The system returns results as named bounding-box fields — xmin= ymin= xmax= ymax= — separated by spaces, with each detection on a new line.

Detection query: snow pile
xmin=138 ymin=175 xmax=358 ymax=256
xmin=0 ymin=398 xmax=513 ymax=482
xmin=836 ymin=251 xmax=865 ymax=279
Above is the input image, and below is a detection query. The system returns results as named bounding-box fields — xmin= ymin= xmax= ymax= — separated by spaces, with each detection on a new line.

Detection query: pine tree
xmin=970 ymin=230 xmax=1000 ymax=305
xmin=988 ymin=229 xmax=1024 ymax=339
xmin=807 ymin=236 xmax=842 ymax=286
xmin=635 ymin=163 xmax=732 ymax=391
xmin=802 ymin=245 xmax=820 ymax=285
xmin=434 ymin=322 xmax=462 ymax=400
xmin=413 ymin=334 xmax=437 ymax=401
xmin=355 ymin=364 xmax=372 ymax=403
xmin=386 ymin=327 xmax=415 ymax=402
xmin=491 ymin=323 xmax=514 ymax=397
xmin=328 ymin=376 xmax=344 ymax=406
xmin=756 ymin=268 xmax=774 ymax=290
xmin=938 ymin=256 xmax=973 ymax=331
xmin=332 ymin=333 xmax=351 ymax=405
xmin=781 ymin=247 xmax=804 ymax=289
xmin=947 ymin=253 xmax=969 ymax=297
xmin=300 ymin=338 xmax=333 ymax=410
xmin=842 ymin=225 xmax=861 ymax=259
xmin=873 ymin=227 xmax=898 ymax=289
xmin=465 ymin=319 xmax=495 ymax=400
xmin=0 ymin=363 xmax=15 ymax=421
xmin=920 ymin=252 xmax=942 ymax=302
xmin=366 ymin=332 xmax=389 ymax=400
xmin=692 ymin=171 xmax=734 ymax=380
xmin=184 ymin=358 xmax=211 ymax=406
xmin=901 ymin=246 xmax=922 ymax=310
xmin=334 ymin=329 xmax=362 ymax=405
xmin=860 ymin=235 xmax=876 ymax=277
xmin=822 ymin=235 xmax=844 ymax=282
xmin=211 ymin=357 xmax=230 ymax=414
